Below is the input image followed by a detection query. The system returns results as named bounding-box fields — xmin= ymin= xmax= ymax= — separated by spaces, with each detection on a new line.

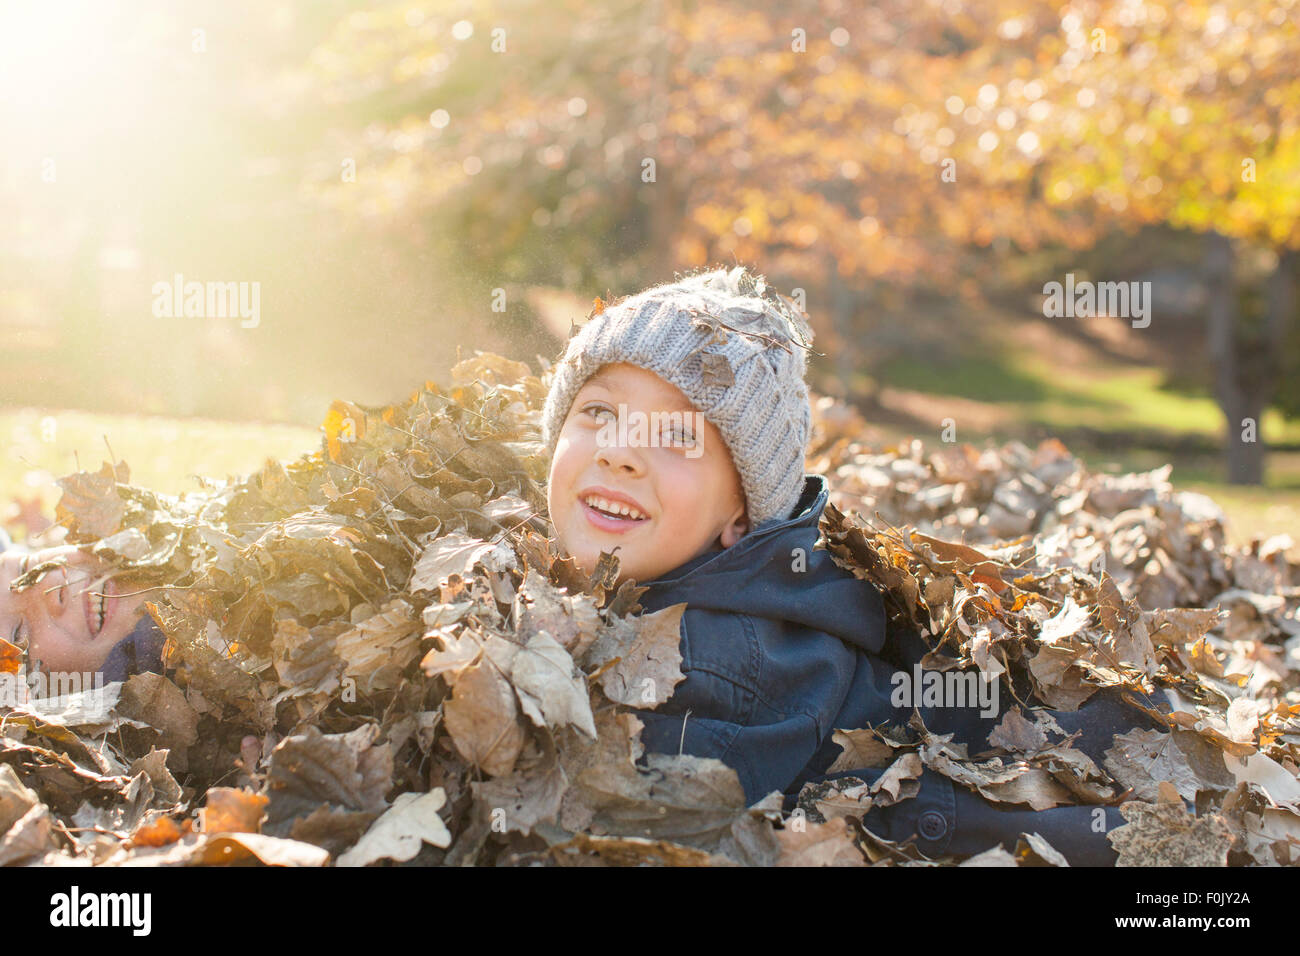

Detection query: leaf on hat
xmin=689 ymin=310 xmax=730 ymax=346
xmin=700 ymin=352 xmax=735 ymax=388
xmin=574 ymin=292 xmax=629 ymax=332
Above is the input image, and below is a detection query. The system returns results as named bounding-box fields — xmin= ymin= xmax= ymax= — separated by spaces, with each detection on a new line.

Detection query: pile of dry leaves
xmin=2 ymin=353 xmax=1298 ymax=867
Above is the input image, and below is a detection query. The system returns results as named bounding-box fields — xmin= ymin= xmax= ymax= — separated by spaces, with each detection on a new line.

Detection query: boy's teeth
xmin=584 ymin=495 xmax=645 ymax=520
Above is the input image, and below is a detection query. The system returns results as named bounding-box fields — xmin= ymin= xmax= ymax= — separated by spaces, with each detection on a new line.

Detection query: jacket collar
xmin=640 ymin=474 xmax=828 ymax=588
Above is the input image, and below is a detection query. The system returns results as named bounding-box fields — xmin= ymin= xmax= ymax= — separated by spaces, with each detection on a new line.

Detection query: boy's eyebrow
xmin=581 ymin=370 xmax=699 ymax=413
xmin=585 ymin=368 xmax=616 ymax=389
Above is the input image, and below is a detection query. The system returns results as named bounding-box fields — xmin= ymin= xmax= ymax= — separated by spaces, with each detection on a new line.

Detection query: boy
xmin=0 ymin=534 xmax=164 ymax=685
xmin=541 ymin=265 xmax=1168 ymax=865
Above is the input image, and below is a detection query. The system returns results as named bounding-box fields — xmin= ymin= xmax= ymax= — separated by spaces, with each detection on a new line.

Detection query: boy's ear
xmin=719 ymin=507 xmax=748 ymax=549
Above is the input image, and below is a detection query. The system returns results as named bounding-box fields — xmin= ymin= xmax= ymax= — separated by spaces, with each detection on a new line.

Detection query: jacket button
xmin=918 ymin=810 xmax=948 ymax=841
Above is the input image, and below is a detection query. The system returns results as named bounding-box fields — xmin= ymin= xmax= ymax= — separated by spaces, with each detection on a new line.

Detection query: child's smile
xmin=0 ymin=545 xmax=148 ymax=674
xmin=578 ymin=486 xmax=651 ymax=531
xmin=547 ymin=362 xmax=748 ymax=585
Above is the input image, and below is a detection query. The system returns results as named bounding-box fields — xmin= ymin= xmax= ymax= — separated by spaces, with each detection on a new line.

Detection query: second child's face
xmin=0 ymin=545 xmax=148 ymax=674
xmin=547 ymin=363 xmax=748 ymax=585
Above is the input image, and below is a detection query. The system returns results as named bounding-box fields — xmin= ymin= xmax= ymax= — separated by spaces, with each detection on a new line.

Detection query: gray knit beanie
xmin=541 ymin=265 xmax=815 ymax=531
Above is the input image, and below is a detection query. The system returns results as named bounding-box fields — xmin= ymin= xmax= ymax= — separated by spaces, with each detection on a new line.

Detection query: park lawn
xmin=2 ymin=404 xmax=1297 ymax=557
xmin=878 ymin=349 xmax=1300 ymax=445
xmin=0 ymin=408 xmax=320 ymax=538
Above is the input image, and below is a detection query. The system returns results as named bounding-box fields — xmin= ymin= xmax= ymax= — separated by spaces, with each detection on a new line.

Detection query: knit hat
xmin=541 ymin=265 xmax=815 ymax=531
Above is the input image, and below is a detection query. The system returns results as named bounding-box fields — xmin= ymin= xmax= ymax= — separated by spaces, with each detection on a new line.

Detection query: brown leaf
xmin=334 ymin=598 xmax=422 ymax=693
xmin=508 ymin=630 xmax=597 ymax=737
xmin=593 ymin=603 xmax=686 ymax=708
xmin=0 ymin=637 xmax=21 ymax=676
xmin=0 ymin=802 xmax=54 ymax=865
xmin=1014 ymin=831 xmax=1070 ymax=866
xmin=115 ymin=673 xmax=199 ymax=751
xmin=54 ymin=461 xmax=127 ymax=540
xmin=773 ymin=817 xmax=867 ymax=866
xmin=516 ymin=570 xmax=603 ymax=659
xmin=826 ymin=728 xmax=901 ymax=773
xmin=1108 ymin=801 xmax=1235 ymax=866
xmin=550 ymin=832 xmax=731 ymax=867
xmin=1104 ymin=728 xmax=1235 ymax=803
xmin=196 ymin=832 xmax=330 ymax=866
xmin=443 ymin=655 xmax=527 ymax=777
xmin=699 ymin=352 xmax=735 ymax=388
xmin=410 ymin=532 xmax=495 ymax=593
xmin=263 ymin=725 xmax=393 ymax=835
xmin=470 ymin=734 xmax=568 ymax=836
xmin=336 ymin=789 xmax=451 ymax=866
xmin=1038 ymin=597 xmax=1092 ymax=645
xmin=0 ymin=763 xmax=41 ymax=832
xmin=559 ymin=710 xmax=747 ymax=844
xmin=988 ymin=707 xmax=1049 ymax=753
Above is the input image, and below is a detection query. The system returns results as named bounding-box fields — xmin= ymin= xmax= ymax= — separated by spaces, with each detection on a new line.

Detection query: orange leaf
xmin=202 ymin=787 xmax=268 ymax=834
xmin=0 ymin=637 xmax=21 ymax=675
xmin=129 ymin=815 xmax=185 ymax=848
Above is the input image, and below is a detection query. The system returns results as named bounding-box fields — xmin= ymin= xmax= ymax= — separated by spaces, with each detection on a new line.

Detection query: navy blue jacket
xmin=632 ymin=473 xmax=1168 ymax=864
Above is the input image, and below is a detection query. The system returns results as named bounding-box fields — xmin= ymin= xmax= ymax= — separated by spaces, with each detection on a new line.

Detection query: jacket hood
xmin=638 ymin=474 xmax=887 ymax=656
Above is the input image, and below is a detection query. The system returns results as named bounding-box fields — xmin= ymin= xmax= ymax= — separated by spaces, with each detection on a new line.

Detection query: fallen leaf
xmin=336 ymin=789 xmax=451 ymax=866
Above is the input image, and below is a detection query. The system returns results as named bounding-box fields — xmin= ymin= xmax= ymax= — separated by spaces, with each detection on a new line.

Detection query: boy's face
xmin=547 ymin=362 xmax=748 ymax=585
xmin=0 ymin=545 xmax=148 ymax=674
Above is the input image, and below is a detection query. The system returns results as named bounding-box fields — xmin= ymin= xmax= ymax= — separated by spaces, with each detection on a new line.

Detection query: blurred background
xmin=3 ymin=0 xmax=1300 ymax=548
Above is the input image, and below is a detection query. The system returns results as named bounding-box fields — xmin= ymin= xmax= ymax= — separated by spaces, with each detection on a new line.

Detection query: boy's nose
xmin=595 ymin=440 xmax=646 ymax=476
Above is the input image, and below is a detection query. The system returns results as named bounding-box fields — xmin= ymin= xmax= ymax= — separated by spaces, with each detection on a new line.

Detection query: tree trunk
xmin=1266 ymin=245 xmax=1298 ymax=380
xmin=1204 ymin=231 xmax=1263 ymax=484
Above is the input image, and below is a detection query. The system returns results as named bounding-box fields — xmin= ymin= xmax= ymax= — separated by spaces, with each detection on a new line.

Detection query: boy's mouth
xmin=82 ymin=577 xmax=117 ymax=638
xmin=578 ymin=491 xmax=650 ymax=533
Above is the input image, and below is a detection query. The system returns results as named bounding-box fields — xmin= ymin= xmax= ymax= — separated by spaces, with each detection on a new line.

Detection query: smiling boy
xmin=0 ymin=537 xmax=162 ymax=684
xmin=539 ymin=265 xmax=1170 ymax=865
xmin=546 ymin=362 xmax=749 ymax=585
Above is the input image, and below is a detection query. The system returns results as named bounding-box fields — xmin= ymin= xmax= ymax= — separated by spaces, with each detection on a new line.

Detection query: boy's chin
xmin=567 ymin=541 xmax=648 ymax=585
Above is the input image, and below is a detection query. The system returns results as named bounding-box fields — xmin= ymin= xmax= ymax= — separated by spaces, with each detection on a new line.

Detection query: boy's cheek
xmin=27 ymin=633 xmax=99 ymax=674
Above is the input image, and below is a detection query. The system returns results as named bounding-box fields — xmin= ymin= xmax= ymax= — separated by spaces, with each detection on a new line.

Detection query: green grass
xmin=0 ymin=408 xmax=319 ymax=540
xmin=864 ymin=329 xmax=1300 ymax=557
xmin=3 ymin=402 xmax=1298 ymax=558
xmin=878 ymin=347 xmax=1300 ymax=444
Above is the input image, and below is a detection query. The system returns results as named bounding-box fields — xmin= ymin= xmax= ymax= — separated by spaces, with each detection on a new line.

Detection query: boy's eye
xmin=582 ymin=403 xmax=616 ymax=424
